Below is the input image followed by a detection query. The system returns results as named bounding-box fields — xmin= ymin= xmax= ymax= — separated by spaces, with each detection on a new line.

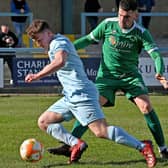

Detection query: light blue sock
xmin=107 ymin=126 xmax=145 ymax=150
xmin=47 ymin=123 xmax=78 ymax=146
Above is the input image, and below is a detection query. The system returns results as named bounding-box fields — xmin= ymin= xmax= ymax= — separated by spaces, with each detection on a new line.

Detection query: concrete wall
xmin=0 ymin=0 xmax=168 ymax=37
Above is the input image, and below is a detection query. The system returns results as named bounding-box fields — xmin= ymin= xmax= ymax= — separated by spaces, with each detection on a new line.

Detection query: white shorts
xmin=46 ymin=97 xmax=105 ymax=126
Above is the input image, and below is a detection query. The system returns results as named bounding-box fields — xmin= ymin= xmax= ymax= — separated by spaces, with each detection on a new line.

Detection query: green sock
xmin=71 ymin=120 xmax=88 ymax=138
xmin=144 ymin=110 xmax=165 ymax=147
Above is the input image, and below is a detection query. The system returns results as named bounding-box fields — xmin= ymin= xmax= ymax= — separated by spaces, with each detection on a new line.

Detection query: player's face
xmin=118 ymin=8 xmax=137 ymax=29
xmin=34 ymin=31 xmax=51 ymax=49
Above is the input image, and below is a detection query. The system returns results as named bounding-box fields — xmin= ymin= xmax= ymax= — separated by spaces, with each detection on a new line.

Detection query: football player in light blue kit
xmin=25 ymin=19 xmax=156 ymax=167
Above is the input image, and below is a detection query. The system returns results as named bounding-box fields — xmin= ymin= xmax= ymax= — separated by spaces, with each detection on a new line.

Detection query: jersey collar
xmin=120 ymin=21 xmax=136 ymax=34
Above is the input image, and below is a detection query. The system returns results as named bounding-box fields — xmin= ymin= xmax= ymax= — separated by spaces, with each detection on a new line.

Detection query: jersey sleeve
xmin=49 ymin=37 xmax=70 ymax=61
xmin=142 ymin=30 xmax=164 ymax=75
xmin=73 ymin=34 xmax=93 ymax=50
xmin=150 ymin=50 xmax=164 ymax=75
xmin=90 ymin=19 xmax=107 ymax=41
xmin=73 ymin=19 xmax=106 ymax=50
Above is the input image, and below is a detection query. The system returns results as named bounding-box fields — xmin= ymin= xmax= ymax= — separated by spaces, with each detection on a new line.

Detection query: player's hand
xmin=25 ymin=74 xmax=38 ymax=83
xmin=155 ymin=74 xmax=168 ymax=89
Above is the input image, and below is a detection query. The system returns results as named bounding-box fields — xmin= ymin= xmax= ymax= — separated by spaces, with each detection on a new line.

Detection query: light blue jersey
xmin=48 ymin=34 xmax=99 ymax=103
xmin=47 ymin=34 xmax=104 ymax=126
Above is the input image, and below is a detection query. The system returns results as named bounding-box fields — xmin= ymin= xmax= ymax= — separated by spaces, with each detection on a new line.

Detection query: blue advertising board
xmin=12 ymin=57 xmax=100 ymax=86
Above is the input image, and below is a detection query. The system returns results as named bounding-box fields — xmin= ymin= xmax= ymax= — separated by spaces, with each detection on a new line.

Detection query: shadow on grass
xmin=157 ymin=158 xmax=168 ymax=166
xmin=42 ymin=158 xmax=168 ymax=168
xmin=41 ymin=159 xmax=148 ymax=168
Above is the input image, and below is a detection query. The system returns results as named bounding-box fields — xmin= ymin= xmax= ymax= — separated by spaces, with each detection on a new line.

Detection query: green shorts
xmin=95 ymin=72 xmax=148 ymax=106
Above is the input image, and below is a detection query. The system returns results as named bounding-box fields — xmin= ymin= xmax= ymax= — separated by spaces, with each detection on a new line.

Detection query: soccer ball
xmin=20 ymin=138 xmax=44 ymax=162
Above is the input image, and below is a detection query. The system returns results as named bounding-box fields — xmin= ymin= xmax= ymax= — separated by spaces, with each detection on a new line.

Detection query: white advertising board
xmin=139 ymin=57 xmax=168 ymax=86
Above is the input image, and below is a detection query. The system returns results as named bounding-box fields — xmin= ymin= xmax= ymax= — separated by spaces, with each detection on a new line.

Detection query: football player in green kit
xmin=48 ymin=0 xmax=168 ymax=159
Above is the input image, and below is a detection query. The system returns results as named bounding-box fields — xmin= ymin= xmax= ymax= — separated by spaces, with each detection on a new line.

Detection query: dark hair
xmin=26 ymin=19 xmax=50 ymax=39
xmin=119 ymin=0 xmax=137 ymax=11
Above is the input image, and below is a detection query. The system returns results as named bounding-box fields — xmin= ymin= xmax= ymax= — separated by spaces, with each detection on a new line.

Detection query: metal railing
xmin=81 ymin=12 xmax=117 ymax=35
xmin=0 ymin=48 xmax=45 ymax=60
xmin=138 ymin=12 xmax=168 ymax=24
xmin=81 ymin=12 xmax=168 ymax=35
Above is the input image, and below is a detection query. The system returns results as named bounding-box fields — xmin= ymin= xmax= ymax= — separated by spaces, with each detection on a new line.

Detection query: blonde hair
xmin=26 ymin=19 xmax=50 ymax=39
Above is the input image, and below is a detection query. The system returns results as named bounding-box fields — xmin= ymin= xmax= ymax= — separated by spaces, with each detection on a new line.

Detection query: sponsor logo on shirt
xmin=109 ymin=35 xmax=134 ymax=50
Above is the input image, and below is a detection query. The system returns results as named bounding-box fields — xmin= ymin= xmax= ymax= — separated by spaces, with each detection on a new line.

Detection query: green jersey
xmin=74 ymin=17 xmax=164 ymax=79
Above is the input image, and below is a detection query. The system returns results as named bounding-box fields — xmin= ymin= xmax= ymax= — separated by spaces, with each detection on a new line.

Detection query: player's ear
xmin=134 ymin=10 xmax=139 ymax=20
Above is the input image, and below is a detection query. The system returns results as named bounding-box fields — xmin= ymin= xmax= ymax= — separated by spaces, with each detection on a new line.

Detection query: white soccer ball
xmin=20 ymin=138 xmax=44 ymax=162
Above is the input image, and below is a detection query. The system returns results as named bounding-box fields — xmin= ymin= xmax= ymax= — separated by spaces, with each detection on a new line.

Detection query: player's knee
xmin=93 ymin=130 xmax=107 ymax=138
xmin=89 ymin=119 xmax=108 ymax=138
xmin=37 ymin=117 xmax=47 ymax=131
xmin=140 ymin=103 xmax=151 ymax=113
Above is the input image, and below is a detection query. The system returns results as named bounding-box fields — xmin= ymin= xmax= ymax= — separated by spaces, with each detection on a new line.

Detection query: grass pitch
xmin=0 ymin=95 xmax=168 ymax=168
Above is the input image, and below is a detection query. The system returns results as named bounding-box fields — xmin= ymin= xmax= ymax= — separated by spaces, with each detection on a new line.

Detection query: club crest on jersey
xmin=109 ymin=36 xmax=116 ymax=45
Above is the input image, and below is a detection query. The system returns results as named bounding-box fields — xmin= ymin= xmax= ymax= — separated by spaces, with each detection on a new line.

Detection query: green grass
xmin=0 ymin=95 xmax=168 ymax=168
